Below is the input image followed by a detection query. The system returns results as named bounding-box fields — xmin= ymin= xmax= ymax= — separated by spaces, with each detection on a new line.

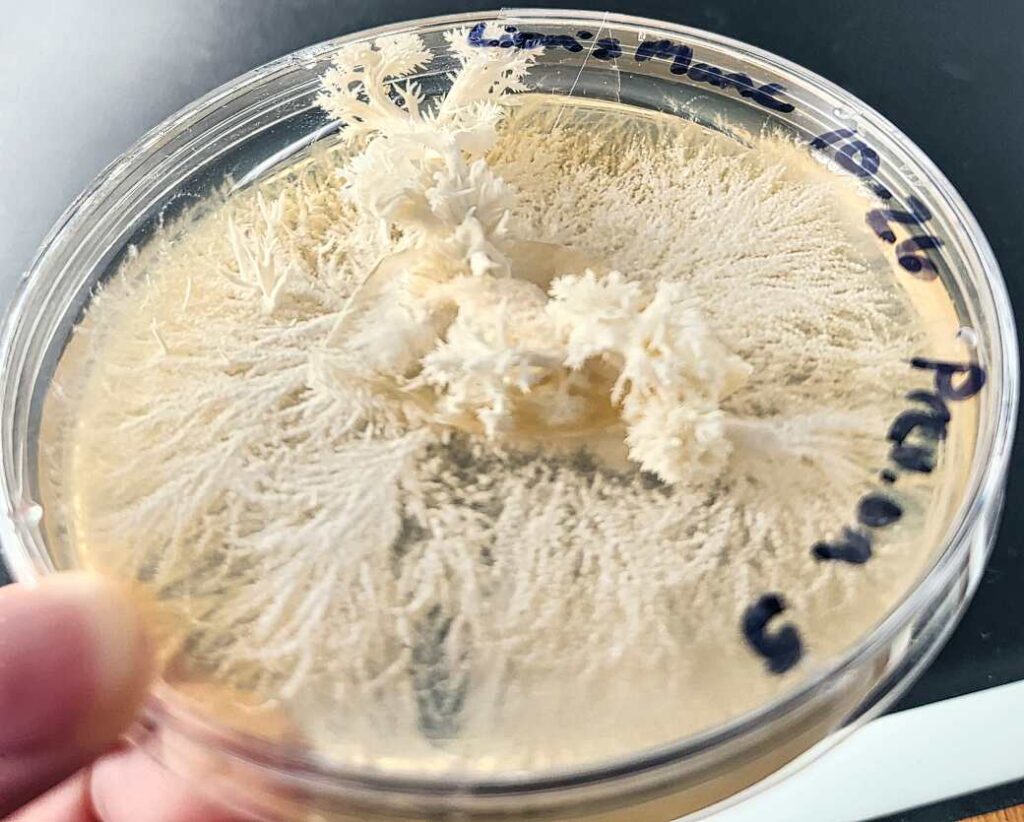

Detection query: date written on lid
xmin=812 ymin=128 xmax=945 ymax=280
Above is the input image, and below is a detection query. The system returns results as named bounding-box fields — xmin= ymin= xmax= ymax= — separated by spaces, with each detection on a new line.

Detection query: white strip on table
xmin=703 ymin=679 xmax=1024 ymax=822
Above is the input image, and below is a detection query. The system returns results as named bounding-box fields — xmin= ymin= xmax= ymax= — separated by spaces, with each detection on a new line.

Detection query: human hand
xmin=1 ymin=573 xmax=245 ymax=821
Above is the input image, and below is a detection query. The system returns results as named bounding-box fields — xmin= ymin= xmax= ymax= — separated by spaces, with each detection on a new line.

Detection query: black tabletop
xmin=2 ymin=2 xmax=1022 ymax=817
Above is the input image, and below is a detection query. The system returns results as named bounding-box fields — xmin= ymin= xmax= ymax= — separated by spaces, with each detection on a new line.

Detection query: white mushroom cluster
xmin=318 ymin=29 xmax=752 ymax=485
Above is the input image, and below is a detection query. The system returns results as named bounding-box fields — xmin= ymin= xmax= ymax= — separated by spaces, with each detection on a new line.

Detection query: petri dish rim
xmin=0 ymin=6 xmax=1017 ymax=811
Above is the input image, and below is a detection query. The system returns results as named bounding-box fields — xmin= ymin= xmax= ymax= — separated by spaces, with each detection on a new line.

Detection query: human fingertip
xmin=91 ymin=746 xmax=253 ymax=822
xmin=0 ymin=572 xmax=153 ymax=752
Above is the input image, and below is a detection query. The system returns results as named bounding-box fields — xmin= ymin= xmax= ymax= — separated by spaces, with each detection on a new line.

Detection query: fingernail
xmin=0 ymin=573 xmax=152 ymax=751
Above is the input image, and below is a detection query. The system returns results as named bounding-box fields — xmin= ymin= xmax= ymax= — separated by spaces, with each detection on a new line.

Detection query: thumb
xmin=0 ymin=572 xmax=152 ymax=815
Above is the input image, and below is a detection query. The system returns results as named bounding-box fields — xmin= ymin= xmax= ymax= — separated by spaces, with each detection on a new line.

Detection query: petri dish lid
xmin=0 ymin=10 xmax=1016 ymax=820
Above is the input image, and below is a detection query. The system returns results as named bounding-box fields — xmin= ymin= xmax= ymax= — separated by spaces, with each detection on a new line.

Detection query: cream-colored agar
xmin=38 ymin=34 xmax=976 ymax=774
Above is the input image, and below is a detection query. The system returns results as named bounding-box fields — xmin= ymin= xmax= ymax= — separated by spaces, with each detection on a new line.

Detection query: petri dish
xmin=0 ymin=9 xmax=1016 ymax=821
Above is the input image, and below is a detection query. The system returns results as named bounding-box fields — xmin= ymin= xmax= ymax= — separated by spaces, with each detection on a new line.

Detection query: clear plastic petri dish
xmin=0 ymin=9 xmax=1016 ymax=821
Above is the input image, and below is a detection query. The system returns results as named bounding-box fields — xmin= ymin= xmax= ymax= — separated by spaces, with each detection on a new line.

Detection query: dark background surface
xmin=1 ymin=1 xmax=1022 ymax=815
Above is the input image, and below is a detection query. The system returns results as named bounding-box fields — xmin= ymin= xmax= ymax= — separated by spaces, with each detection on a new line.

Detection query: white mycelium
xmin=41 ymin=29 xmax=958 ymax=771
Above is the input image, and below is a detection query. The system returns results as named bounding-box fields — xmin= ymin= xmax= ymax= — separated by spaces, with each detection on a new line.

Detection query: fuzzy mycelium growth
xmin=39 ymin=28 xmax=970 ymax=771
xmin=314 ymin=31 xmax=780 ymax=486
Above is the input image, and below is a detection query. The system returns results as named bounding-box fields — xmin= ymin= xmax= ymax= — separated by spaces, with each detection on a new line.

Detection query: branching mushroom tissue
xmin=39 ymin=28 xmax=970 ymax=772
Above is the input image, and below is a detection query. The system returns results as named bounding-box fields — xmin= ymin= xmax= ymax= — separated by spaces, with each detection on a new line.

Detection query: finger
xmin=0 ymin=573 xmax=151 ymax=815
xmin=90 ymin=746 xmax=250 ymax=822
xmin=6 ymin=770 xmax=96 ymax=822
